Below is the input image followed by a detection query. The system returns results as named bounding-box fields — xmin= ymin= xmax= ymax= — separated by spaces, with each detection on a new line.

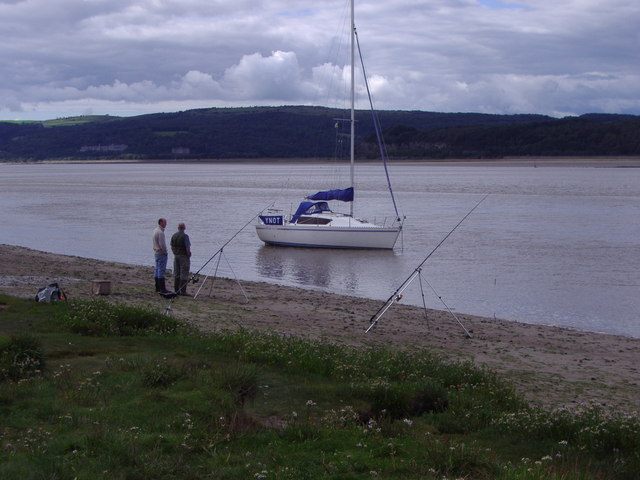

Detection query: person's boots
xmin=179 ymin=280 xmax=190 ymax=296
xmin=154 ymin=277 xmax=160 ymax=292
xmin=174 ymin=278 xmax=180 ymax=294
xmin=158 ymin=277 xmax=169 ymax=293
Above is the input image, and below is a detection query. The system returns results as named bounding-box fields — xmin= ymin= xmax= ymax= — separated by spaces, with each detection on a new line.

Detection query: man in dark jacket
xmin=170 ymin=222 xmax=192 ymax=296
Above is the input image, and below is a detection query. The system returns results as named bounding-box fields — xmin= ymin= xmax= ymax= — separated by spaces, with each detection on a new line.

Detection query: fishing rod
xmin=189 ymin=203 xmax=273 ymax=284
xmin=365 ymin=193 xmax=490 ymax=334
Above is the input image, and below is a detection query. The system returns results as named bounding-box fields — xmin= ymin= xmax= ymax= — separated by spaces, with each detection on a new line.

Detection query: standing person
xmin=152 ymin=218 xmax=169 ymax=293
xmin=170 ymin=222 xmax=192 ymax=296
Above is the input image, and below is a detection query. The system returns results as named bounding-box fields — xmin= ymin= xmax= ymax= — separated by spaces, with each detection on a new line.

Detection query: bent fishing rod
xmin=189 ymin=203 xmax=273 ymax=284
xmin=365 ymin=193 xmax=490 ymax=334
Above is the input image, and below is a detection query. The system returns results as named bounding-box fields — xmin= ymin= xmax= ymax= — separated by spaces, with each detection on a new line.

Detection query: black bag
xmin=35 ymin=283 xmax=67 ymax=302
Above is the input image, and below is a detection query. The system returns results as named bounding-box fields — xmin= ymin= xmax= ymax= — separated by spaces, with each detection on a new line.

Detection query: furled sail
xmin=306 ymin=187 xmax=354 ymax=202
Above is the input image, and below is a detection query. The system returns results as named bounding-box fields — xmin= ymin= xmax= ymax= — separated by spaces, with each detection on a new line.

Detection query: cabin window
xmin=296 ymin=216 xmax=331 ymax=225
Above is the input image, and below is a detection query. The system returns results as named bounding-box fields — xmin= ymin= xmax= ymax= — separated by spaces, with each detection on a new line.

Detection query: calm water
xmin=1 ymin=161 xmax=639 ymax=338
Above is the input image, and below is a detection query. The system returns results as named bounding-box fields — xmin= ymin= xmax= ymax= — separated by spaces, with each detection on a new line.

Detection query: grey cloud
xmin=1 ymin=0 xmax=639 ymax=119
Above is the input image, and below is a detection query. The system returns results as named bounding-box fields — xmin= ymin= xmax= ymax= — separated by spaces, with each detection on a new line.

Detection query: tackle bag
xmin=35 ymin=283 xmax=67 ymax=302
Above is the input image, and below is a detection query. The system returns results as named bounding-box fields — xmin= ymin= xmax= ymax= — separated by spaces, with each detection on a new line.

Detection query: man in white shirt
xmin=152 ymin=218 xmax=169 ymax=293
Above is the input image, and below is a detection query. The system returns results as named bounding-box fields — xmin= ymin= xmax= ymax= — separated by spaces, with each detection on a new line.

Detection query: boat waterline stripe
xmin=262 ymin=240 xmax=394 ymax=250
xmin=256 ymin=227 xmax=400 ymax=233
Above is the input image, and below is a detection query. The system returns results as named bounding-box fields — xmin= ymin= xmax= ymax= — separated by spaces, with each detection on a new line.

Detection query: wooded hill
xmin=1 ymin=106 xmax=638 ymax=161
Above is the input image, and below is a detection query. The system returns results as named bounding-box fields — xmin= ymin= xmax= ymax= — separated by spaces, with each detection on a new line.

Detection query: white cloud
xmin=221 ymin=51 xmax=312 ymax=100
xmin=1 ymin=0 xmax=639 ymax=120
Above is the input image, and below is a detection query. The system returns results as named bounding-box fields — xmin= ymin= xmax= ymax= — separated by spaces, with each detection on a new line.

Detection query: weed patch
xmin=55 ymin=299 xmax=182 ymax=336
xmin=0 ymin=335 xmax=46 ymax=382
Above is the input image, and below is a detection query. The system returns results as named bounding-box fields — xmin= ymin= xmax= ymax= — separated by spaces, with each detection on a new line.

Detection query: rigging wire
xmin=354 ymin=28 xmax=401 ymax=220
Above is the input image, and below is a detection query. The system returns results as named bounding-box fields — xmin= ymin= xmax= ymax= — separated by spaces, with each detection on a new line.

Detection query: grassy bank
xmin=1 ymin=294 xmax=638 ymax=479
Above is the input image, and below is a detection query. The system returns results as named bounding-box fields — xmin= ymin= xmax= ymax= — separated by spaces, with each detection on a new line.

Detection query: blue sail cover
xmin=306 ymin=187 xmax=354 ymax=202
xmin=291 ymin=201 xmax=331 ymax=223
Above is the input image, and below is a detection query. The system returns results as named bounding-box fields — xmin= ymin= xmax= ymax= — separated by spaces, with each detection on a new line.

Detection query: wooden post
xmin=91 ymin=280 xmax=111 ymax=295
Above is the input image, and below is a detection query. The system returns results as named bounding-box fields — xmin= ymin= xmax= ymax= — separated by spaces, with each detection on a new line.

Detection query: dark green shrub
xmin=218 ymin=363 xmax=259 ymax=407
xmin=409 ymin=379 xmax=449 ymax=415
xmin=140 ymin=358 xmax=186 ymax=387
xmin=351 ymin=379 xmax=448 ymax=421
xmin=0 ymin=335 xmax=46 ymax=381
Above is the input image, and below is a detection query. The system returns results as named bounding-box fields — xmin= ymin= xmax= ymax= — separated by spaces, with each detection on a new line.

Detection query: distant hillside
xmin=0 ymin=106 xmax=638 ymax=161
xmin=363 ymin=114 xmax=640 ymax=159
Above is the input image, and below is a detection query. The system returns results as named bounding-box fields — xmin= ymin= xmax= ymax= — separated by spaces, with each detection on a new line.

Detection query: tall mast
xmin=349 ymin=0 xmax=355 ymax=217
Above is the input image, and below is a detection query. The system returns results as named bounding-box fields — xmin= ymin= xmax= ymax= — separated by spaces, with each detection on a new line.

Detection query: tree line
xmin=1 ymin=106 xmax=638 ymax=161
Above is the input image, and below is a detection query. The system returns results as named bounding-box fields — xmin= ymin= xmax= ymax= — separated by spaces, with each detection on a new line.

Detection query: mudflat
xmin=1 ymin=244 xmax=638 ymax=413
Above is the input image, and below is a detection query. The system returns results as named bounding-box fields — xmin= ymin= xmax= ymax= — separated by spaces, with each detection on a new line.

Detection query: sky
xmin=1 ymin=0 xmax=639 ymax=121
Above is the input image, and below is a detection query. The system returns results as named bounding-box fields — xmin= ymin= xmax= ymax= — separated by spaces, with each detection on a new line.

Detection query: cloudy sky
xmin=1 ymin=0 xmax=639 ymax=120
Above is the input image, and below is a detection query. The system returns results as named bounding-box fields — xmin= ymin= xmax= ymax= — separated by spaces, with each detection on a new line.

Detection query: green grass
xmin=1 ymin=115 xmax=119 ymax=126
xmin=41 ymin=115 xmax=118 ymax=127
xmin=0 ymin=294 xmax=638 ymax=479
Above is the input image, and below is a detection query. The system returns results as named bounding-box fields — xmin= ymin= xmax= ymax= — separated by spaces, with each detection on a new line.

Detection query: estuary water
xmin=1 ymin=160 xmax=639 ymax=338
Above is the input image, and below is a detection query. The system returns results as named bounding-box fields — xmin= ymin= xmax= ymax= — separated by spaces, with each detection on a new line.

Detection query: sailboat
xmin=255 ymin=0 xmax=403 ymax=250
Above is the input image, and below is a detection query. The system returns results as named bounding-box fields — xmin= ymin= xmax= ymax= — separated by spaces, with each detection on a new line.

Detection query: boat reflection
xmin=255 ymin=245 xmax=397 ymax=294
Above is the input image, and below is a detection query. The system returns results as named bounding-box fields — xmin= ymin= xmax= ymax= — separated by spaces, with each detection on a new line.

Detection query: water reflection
xmin=256 ymin=245 xmax=397 ymax=293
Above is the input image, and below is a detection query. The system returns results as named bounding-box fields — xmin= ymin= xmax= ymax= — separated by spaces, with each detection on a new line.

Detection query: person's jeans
xmin=154 ymin=253 xmax=168 ymax=278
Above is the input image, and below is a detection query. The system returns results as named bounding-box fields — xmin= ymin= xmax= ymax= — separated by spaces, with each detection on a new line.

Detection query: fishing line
xmin=417 ymin=268 xmax=430 ymax=330
xmin=196 ymin=247 xmax=249 ymax=302
xmin=190 ymin=203 xmax=273 ymax=283
xmin=421 ymin=274 xmax=472 ymax=338
xmin=365 ymin=193 xmax=489 ymax=333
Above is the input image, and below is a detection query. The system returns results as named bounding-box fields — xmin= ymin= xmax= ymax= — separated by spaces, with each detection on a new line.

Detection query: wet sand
xmin=1 ymin=243 xmax=638 ymax=413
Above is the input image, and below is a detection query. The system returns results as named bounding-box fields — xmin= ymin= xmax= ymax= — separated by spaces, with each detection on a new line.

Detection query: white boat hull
xmin=256 ymin=223 xmax=401 ymax=249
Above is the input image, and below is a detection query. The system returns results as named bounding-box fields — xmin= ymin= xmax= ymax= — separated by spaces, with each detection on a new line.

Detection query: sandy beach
xmin=1 ymin=243 xmax=638 ymax=414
